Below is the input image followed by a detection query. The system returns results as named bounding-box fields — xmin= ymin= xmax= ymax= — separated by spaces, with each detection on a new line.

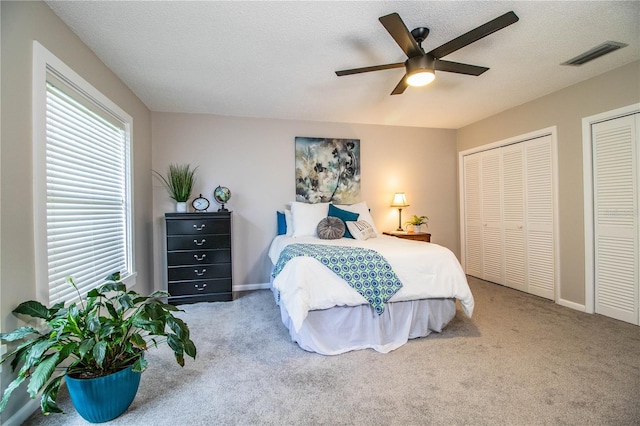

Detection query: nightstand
xmin=383 ymin=230 xmax=431 ymax=243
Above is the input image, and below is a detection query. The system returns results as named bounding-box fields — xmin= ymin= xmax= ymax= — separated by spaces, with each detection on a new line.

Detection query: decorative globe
xmin=213 ymin=186 xmax=231 ymax=211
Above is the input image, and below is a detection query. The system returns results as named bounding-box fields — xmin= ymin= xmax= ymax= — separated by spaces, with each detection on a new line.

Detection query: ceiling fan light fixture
xmin=335 ymin=11 xmax=519 ymax=95
xmin=405 ymin=55 xmax=436 ymax=87
xmin=407 ymin=70 xmax=435 ymax=87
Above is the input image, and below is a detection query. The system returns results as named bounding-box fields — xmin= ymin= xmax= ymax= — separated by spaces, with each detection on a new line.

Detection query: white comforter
xmin=269 ymin=235 xmax=474 ymax=331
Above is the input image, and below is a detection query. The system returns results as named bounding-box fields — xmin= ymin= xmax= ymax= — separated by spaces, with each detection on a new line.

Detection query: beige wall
xmin=457 ymin=60 xmax=640 ymax=306
xmin=152 ymin=113 xmax=458 ymax=289
xmin=1 ymin=2 xmax=152 ymax=422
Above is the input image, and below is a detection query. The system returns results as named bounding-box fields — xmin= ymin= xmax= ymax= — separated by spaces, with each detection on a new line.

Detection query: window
xmin=33 ymin=42 xmax=135 ymax=305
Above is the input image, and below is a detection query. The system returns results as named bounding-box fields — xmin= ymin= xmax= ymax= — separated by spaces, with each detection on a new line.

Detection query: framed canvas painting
xmin=295 ymin=137 xmax=360 ymax=204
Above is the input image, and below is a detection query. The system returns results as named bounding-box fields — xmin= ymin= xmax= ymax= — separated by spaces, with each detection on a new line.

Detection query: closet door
xmin=502 ymin=144 xmax=526 ymax=292
xmin=462 ymin=134 xmax=556 ymax=299
xmin=464 ymin=154 xmax=483 ymax=278
xmin=593 ymin=114 xmax=639 ymax=324
xmin=525 ymin=136 xmax=555 ymax=300
xmin=481 ymin=149 xmax=504 ymax=285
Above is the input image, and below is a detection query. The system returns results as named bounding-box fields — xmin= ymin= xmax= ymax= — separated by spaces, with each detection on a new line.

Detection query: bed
xmin=269 ymin=204 xmax=474 ymax=355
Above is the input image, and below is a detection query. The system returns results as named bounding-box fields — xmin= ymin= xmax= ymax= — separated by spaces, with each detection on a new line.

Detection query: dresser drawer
xmin=167 ymin=249 xmax=231 ymax=267
xmin=166 ymin=219 xmax=230 ymax=236
xmin=168 ymin=263 xmax=231 ymax=282
xmin=168 ymin=292 xmax=233 ymax=305
xmin=168 ymin=278 xmax=232 ymax=296
xmin=167 ymin=235 xmax=230 ymax=251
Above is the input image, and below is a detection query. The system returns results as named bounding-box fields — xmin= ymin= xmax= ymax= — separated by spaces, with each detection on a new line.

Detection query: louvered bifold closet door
xmin=481 ymin=149 xmax=504 ymax=285
xmin=502 ymin=144 xmax=527 ymax=292
xmin=464 ymin=154 xmax=483 ymax=278
xmin=593 ymin=114 xmax=639 ymax=325
xmin=525 ymin=136 xmax=555 ymax=300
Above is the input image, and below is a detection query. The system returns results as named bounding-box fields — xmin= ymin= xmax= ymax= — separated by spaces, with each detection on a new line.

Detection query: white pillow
xmin=283 ymin=210 xmax=293 ymax=236
xmin=291 ymin=201 xmax=330 ymax=238
xmin=346 ymin=220 xmax=377 ymax=241
xmin=333 ymin=202 xmax=379 ymax=234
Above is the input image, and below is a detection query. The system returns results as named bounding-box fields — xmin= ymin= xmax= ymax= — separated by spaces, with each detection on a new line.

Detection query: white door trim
xmin=582 ymin=103 xmax=640 ymax=314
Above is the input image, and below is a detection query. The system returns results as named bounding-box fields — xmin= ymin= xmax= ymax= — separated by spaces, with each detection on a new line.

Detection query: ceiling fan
xmin=335 ymin=11 xmax=519 ymax=95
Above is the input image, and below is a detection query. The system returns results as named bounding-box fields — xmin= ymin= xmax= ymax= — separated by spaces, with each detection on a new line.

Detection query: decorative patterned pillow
xmin=317 ymin=217 xmax=346 ymax=240
xmin=334 ymin=202 xmax=379 ymax=234
xmin=346 ymin=220 xmax=377 ymax=241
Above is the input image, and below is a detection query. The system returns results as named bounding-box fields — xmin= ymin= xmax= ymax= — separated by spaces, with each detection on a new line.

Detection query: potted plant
xmin=405 ymin=214 xmax=429 ymax=233
xmin=153 ymin=163 xmax=198 ymax=212
xmin=0 ymin=272 xmax=196 ymax=423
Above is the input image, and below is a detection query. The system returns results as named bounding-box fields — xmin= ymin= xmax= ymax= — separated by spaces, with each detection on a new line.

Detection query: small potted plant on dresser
xmin=153 ymin=163 xmax=198 ymax=212
xmin=0 ymin=272 xmax=196 ymax=423
xmin=405 ymin=214 xmax=429 ymax=233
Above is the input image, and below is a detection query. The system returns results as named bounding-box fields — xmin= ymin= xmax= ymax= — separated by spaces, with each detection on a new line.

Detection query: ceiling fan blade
xmin=379 ymin=13 xmax=423 ymax=58
xmin=335 ymin=62 xmax=404 ymax=76
xmin=428 ymin=11 xmax=519 ymax=59
xmin=435 ymin=60 xmax=489 ymax=76
xmin=391 ymin=76 xmax=409 ymax=95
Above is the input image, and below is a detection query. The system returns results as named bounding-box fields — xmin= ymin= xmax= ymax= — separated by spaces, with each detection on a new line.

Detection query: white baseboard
xmin=557 ymin=298 xmax=586 ymax=312
xmin=3 ymin=398 xmax=39 ymax=426
xmin=233 ymin=282 xmax=270 ymax=292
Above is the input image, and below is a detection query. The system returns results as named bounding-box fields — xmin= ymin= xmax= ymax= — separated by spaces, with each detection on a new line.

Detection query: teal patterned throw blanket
xmin=272 ymin=244 xmax=403 ymax=314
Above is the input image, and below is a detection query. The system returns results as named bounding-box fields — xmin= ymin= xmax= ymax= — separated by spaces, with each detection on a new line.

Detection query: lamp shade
xmin=390 ymin=192 xmax=409 ymax=207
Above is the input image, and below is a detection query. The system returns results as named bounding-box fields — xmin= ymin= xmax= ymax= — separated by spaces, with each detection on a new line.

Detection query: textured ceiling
xmin=46 ymin=1 xmax=640 ymax=129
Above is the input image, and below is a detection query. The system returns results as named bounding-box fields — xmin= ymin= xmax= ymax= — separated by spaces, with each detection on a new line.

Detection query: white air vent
xmin=562 ymin=41 xmax=628 ymax=66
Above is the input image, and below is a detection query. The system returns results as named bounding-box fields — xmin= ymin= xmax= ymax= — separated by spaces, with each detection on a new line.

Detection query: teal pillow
xmin=328 ymin=204 xmax=359 ymax=238
xmin=276 ymin=211 xmax=286 ymax=235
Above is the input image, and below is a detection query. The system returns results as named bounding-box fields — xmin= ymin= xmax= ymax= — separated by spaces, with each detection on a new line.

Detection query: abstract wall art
xmin=295 ymin=137 xmax=360 ymax=204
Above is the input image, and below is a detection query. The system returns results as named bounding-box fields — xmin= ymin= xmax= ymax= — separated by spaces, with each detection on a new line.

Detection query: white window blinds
xmin=45 ymin=80 xmax=132 ymax=305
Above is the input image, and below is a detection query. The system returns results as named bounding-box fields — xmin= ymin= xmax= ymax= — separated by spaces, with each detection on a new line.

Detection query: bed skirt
xmin=278 ymin=298 xmax=457 ymax=355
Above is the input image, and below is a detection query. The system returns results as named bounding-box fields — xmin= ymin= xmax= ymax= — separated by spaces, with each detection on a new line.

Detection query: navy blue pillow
xmin=277 ymin=211 xmax=286 ymax=235
xmin=328 ymin=204 xmax=359 ymax=238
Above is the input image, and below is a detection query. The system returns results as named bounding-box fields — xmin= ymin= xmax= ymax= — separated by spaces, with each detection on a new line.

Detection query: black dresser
xmin=165 ymin=212 xmax=233 ymax=304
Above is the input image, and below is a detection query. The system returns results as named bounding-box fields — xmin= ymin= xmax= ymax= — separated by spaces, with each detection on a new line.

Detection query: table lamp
xmin=390 ymin=192 xmax=409 ymax=231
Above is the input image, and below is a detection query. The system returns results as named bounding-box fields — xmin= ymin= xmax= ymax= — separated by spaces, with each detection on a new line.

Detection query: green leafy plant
xmin=405 ymin=214 xmax=429 ymax=227
xmin=0 ymin=272 xmax=196 ymax=415
xmin=153 ymin=163 xmax=198 ymax=202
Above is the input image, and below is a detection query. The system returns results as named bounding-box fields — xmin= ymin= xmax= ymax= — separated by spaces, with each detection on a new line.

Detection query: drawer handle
xmin=194 ymin=268 xmax=207 ymax=276
xmin=193 ymin=224 xmax=206 ymax=231
xmin=194 ymin=239 xmax=206 ymax=246
xmin=194 ymin=254 xmax=207 ymax=261
xmin=194 ymin=283 xmax=207 ymax=291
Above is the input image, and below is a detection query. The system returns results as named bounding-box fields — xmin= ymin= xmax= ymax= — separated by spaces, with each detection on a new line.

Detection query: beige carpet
xmin=24 ymin=277 xmax=640 ymax=425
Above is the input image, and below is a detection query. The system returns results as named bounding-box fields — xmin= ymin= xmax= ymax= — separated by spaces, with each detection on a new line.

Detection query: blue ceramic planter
xmin=65 ymin=365 xmax=141 ymax=423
